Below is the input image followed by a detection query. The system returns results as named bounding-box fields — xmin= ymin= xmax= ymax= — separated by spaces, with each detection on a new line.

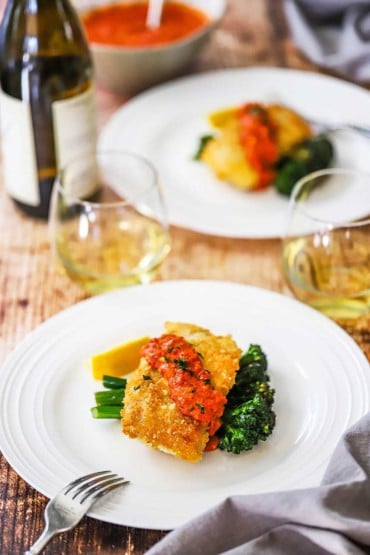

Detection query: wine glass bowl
xmin=49 ymin=150 xmax=171 ymax=295
xmin=282 ymin=168 xmax=370 ymax=321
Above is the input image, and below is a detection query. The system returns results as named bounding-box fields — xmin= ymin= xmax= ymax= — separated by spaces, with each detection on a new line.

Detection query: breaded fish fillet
xmin=121 ymin=322 xmax=241 ymax=462
xmin=266 ymin=104 xmax=312 ymax=156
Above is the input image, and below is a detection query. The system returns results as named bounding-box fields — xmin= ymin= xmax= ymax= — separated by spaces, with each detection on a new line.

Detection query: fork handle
xmin=25 ymin=528 xmax=56 ymax=554
xmin=348 ymin=124 xmax=370 ymax=139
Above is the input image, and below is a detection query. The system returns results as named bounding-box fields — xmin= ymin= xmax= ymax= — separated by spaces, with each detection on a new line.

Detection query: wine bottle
xmin=0 ymin=0 xmax=98 ymax=218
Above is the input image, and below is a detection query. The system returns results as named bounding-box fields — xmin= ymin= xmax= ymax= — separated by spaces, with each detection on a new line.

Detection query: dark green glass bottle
xmin=0 ymin=0 xmax=98 ymax=218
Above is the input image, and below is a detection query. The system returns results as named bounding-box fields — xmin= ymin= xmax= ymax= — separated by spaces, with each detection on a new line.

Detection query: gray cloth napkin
xmin=283 ymin=0 xmax=370 ymax=82
xmin=146 ymin=411 xmax=370 ymax=555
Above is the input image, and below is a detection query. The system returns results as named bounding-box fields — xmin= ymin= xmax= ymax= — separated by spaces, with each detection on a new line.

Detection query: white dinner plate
xmin=99 ymin=67 xmax=370 ymax=238
xmin=0 ymin=280 xmax=369 ymax=530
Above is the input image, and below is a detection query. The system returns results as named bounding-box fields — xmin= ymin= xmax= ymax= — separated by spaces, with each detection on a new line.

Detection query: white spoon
xmin=146 ymin=0 xmax=165 ymax=29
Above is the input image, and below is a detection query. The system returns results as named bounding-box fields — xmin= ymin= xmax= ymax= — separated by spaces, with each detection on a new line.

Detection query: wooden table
xmin=0 ymin=1 xmax=369 ymax=553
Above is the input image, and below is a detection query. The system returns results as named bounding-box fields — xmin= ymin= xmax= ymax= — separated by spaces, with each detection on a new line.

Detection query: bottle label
xmin=52 ymin=87 xmax=98 ymax=198
xmin=0 ymin=90 xmax=39 ymax=205
xmin=0 ymin=86 xmax=98 ymax=205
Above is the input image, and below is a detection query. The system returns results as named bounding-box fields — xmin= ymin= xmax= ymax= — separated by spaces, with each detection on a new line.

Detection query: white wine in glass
xmin=49 ymin=150 xmax=171 ymax=295
xmin=282 ymin=169 xmax=370 ymax=320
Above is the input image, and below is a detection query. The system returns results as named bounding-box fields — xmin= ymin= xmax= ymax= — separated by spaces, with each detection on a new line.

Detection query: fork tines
xmin=63 ymin=470 xmax=129 ymax=505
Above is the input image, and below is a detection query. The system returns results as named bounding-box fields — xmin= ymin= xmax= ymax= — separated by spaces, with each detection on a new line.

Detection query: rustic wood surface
xmin=0 ymin=1 xmax=369 ymax=554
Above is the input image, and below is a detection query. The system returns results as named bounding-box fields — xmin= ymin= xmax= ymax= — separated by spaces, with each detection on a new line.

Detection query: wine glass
xmin=281 ymin=168 xmax=370 ymax=321
xmin=49 ymin=150 xmax=171 ymax=295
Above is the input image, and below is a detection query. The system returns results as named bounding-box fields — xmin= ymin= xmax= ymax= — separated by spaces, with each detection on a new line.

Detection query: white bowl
xmin=81 ymin=0 xmax=226 ymax=95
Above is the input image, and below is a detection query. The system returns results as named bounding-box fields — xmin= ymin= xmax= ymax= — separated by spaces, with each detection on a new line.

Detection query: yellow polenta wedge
xmin=208 ymin=106 xmax=237 ymax=128
xmin=90 ymin=336 xmax=150 ymax=380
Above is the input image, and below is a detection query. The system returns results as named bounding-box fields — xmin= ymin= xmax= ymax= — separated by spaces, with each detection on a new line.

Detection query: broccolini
xmin=217 ymin=344 xmax=276 ymax=454
xmin=274 ymin=134 xmax=334 ymax=196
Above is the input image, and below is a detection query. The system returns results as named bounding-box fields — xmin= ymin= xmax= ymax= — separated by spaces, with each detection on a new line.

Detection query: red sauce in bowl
xmin=82 ymin=1 xmax=210 ymax=48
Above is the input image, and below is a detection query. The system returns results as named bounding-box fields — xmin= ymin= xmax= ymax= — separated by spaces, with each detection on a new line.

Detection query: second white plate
xmin=99 ymin=67 xmax=370 ymax=238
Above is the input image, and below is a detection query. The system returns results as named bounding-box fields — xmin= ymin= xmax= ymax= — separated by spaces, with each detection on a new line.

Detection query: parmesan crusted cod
xmin=121 ymin=322 xmax=241 ymax=462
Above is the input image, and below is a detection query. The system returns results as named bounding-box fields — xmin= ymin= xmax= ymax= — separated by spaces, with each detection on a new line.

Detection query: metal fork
xmin=25 ymin=470 xmax=129 ymax=555
xmin=306 ymin=117 xmax=370 ymax=139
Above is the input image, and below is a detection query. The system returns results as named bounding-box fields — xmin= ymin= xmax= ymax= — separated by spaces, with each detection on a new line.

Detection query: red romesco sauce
xmin=142 ymin=334 xmax=226 ymax=435
xmin=83 ymin=2 xmax=210 ymax=48
xmin=237 ymin=103 xmax=279 ymax=190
